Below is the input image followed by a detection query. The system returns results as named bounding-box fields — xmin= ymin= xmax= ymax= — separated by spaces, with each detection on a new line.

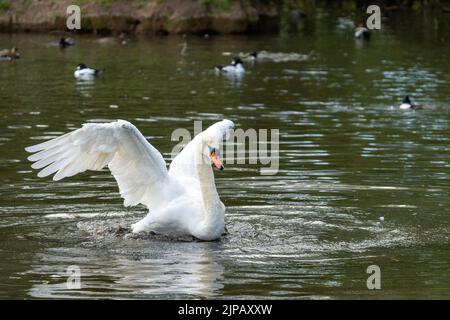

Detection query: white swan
xmin=25 ymin=119 xmax=234 ymax=241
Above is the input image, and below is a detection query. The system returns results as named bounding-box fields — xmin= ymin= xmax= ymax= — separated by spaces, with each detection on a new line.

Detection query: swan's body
xmin=74 ymin=64 xmax=102 ymax=80
xmin=25 ymin=119 xmax=234 ymax=241
xmin=215 ymin=57 xmax=245 ymax=75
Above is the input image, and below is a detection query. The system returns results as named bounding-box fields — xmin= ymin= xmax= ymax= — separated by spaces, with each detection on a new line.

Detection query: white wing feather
xmin=25 ymin=120 xmax=168 ymax=207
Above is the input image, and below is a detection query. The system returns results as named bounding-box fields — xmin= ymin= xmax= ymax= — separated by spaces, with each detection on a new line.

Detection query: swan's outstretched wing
xmin=169 ymin=119 xmax=234 ymax=181
xmin=25 ymin=120 xmax=168 ymax=207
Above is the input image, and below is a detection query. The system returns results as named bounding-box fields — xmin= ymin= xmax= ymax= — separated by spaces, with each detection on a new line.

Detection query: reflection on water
xmin=215 ymin=71 xmax=245 ymax=87
xmin=1 ymin=11 xmax=450 ymax=299
xmin=28 ymin=242 xmax=224 ymax=299
xmin=75 ymin=79 xmax=96 ymax=98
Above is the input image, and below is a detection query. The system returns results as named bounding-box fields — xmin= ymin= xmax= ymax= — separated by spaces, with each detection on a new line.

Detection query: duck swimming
xmin=399 ymin=95 xmax=420 ymax=110
xmin=59 ymin=37 xmax=75 ymax=48
xmin=249 ymin=51 xmax=258 ymax=61
xmin=25 ymin=119 xmax=234 ymax=241
xmin=354 ymin=24 xmax=371 ymax=40
xmin=241 ymin=50 xmax=312 ymax=63
xmin=215 ymin=57 xmax=245 ymax=75
xmin=0 ymin=47 xmax=20 ymax=60
xmin=74 ymin=64 xmax=102 ymax=80
xmin=95 ymin=32 xmax=128 ymax=45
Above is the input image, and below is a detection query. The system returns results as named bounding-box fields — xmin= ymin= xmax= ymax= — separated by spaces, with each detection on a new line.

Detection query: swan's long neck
xmin=195 ymin=139 xmax=223 ymax=225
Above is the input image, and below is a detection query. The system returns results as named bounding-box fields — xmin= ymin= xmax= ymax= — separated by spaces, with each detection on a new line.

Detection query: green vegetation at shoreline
xmin=0 ymin=0 xmax=450 ymax=34
xmin=0 ymin=0 xmax=11 ymax=12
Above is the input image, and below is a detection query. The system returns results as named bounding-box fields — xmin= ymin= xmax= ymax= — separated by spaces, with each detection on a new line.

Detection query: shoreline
xmin=1 ymin=0 xmax=449 ymax=36
xmin=0 ymin=0 xmax=280 ymax=35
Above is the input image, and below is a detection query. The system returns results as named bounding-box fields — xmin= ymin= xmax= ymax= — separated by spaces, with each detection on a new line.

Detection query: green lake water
xmin=1 ymin=12 xmax=450 ymax=299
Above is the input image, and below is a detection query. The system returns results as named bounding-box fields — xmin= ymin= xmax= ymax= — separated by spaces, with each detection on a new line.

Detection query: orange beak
xmin=210 ymin=151 xmax=224 ymax=170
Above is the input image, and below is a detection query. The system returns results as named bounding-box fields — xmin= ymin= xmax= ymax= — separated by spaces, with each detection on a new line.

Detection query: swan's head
xmin=200 ymin=119 xmax=234 ymax=170
xmin=200 ymin=138 xmax=224 ymax=170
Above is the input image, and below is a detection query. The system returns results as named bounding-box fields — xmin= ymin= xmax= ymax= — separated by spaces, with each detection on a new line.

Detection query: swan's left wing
xmin=25 ymin=120 xmax=168 ymax=207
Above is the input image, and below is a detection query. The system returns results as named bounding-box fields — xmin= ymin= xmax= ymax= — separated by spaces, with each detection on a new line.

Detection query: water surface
xmin=1 ymin=13 xmax=450 ymax=299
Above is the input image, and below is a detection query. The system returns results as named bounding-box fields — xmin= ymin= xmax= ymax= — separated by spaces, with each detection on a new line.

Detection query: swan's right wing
xmin=25 ymin=120 xmax=168 ymax=207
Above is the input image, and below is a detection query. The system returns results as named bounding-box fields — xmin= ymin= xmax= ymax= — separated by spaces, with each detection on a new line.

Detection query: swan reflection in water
xmin=27 ymin=241 xmax=224 ymax=298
